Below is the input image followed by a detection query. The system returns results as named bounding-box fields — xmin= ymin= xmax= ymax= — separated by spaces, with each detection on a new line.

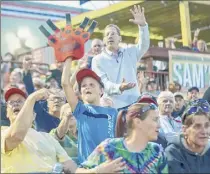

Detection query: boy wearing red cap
xmin=39 ymin=12 xmax=117 ymax=164
xmin=62 ymin=58 xmax=118 ymax=164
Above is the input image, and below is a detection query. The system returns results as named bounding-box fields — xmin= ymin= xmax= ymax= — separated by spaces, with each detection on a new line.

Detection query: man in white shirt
xmin=157 ymin=91 xmax=182 ymax=142
xmin=92 ymin=5 xmax=150 ymax=109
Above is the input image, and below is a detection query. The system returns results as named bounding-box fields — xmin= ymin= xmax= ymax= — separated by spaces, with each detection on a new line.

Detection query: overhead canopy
xmin=56 ymin=1 xmax=210 ymax=46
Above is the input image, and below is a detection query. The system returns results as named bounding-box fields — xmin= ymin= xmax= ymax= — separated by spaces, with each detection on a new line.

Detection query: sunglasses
xmin=138 ymin=103 xmax=158 ymax=115
xmin=123 ymin=103 xmax=158 ymax=122
xmin=182 ymin=100 xmax=210 ymax=122
xmin=189 ymin=99 xmax=209 ymax=105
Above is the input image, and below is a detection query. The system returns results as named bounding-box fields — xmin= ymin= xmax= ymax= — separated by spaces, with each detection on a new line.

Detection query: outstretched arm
xmin=55 ymin=104 xmax=73 ymax=139
xmin=22 ymin=56 xmax=35 ymax=94
xmin=70 ymin=59 xmax=88 ymax=90
xmin=61 ymin=58 xmax=79 ymax=112
xmin=129 ymin=5 xmax=150 ymax=61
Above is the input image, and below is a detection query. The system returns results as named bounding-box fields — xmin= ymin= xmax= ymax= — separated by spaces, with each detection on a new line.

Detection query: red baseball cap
xmin=137 ymin=94 xmax=158 ymax=106
xmin=4 ymin=88 xmax=27 ymax=102
xmin=76 ymin=69 xmax=103 ymax=87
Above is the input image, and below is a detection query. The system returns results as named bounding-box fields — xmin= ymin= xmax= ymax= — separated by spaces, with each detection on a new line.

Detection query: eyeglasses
xmin=182 ymin=100 xmax=210 ymax=122
xmin=7 ymin=100 xmax=24 ymax=106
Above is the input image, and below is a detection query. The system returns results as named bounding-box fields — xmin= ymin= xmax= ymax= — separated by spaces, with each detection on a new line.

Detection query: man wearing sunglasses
xmin=165 ymin=99 xmax=210 ymax=173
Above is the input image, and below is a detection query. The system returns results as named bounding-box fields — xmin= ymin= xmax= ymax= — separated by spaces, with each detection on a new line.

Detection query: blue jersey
xmin=73 ymin=101 xmax=118 ymax=164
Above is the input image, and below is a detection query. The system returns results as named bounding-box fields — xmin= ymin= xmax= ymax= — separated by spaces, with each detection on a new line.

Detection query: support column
xmin=146 ymin=57 xmax=153 ymax=78
xmin=179 ymin=1 xmax=192 ymax=47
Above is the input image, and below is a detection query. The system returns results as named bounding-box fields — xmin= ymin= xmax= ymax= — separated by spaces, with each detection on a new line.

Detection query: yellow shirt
xmin=1 ymin=126 xmax=70 ymax=173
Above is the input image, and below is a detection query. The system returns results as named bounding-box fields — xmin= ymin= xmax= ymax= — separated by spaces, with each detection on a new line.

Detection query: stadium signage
xmin=169 ymin=50 xmax=210 ymax=92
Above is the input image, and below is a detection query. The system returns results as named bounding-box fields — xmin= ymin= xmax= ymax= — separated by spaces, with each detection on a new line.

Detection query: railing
xmin=144 ymin=70 xmax=169 ymax=91
xmin=142 ymin=47 xmax=210 ymax=93
xmin=16 ymin=46 xmax=55 ymax=65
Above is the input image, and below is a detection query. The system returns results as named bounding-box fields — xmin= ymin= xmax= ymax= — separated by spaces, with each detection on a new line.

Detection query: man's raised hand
xmin=31 ymin=88 xmax=50 ymax=101
xmin=119 ymin=78 xmax=136 ymax=92
xmin=129 ymin=5 xmax=146 ymax=26
xmin=22 ymin=55 xmax=32 ymax=73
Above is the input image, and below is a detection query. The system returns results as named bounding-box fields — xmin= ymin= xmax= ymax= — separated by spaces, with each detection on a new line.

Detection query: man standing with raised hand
xmin=92 ymin=5 xmax=150 ymax=110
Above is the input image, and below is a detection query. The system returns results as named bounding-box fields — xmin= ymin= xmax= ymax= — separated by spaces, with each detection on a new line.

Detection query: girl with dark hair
xmin=76 ymin=102 xmax=168 ymax=173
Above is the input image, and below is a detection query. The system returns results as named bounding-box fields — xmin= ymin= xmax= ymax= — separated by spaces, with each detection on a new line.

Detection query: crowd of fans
xmin=1 ymin=5 xmax=210 ymax=173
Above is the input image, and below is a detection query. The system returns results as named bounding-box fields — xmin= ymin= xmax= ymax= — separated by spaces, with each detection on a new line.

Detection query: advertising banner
xmin=169 ymin=50 xmax=210 ymax=94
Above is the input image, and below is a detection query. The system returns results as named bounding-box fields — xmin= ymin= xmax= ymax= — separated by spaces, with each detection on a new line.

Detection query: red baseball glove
xmin=39 ymin=14 xmax=97 ymax=62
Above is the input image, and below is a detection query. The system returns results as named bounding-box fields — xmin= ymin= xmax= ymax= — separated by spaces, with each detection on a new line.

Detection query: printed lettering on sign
xmin=169 ymin=51 xmax=210 ymax=94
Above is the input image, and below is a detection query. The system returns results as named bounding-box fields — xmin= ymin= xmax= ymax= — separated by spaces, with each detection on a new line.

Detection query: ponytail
xmin=115 ymin=109 xmax=127 ymax=138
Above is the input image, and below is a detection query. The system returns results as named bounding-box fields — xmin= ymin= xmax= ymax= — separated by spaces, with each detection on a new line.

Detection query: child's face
xmin=80 ymin=77 xmax=103 ymax=104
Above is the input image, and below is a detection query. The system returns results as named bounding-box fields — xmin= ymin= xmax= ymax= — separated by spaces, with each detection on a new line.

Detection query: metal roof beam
xmin=190 ymin=1 xmax=210 ymax=5
xmin=56 ymin=1 xmax=142 ymax=28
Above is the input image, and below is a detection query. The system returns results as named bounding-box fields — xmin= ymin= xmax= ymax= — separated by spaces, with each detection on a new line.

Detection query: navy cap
xmin=188 ymin=86 xmax=199 ymax=92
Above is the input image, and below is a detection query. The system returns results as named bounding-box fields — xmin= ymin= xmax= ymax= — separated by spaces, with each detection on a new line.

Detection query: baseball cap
xmin=137 ymin=94 xmax=158 ymax=106
xmin=188 ymin=86 xmax=199 ymax=92
xmin=174 ymin=92 xmax=184 ymax=99
xmin=76 ymin=69 xmax=104 ymax=88
xmin=4 ymin=88 xmax=27 ymax=102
